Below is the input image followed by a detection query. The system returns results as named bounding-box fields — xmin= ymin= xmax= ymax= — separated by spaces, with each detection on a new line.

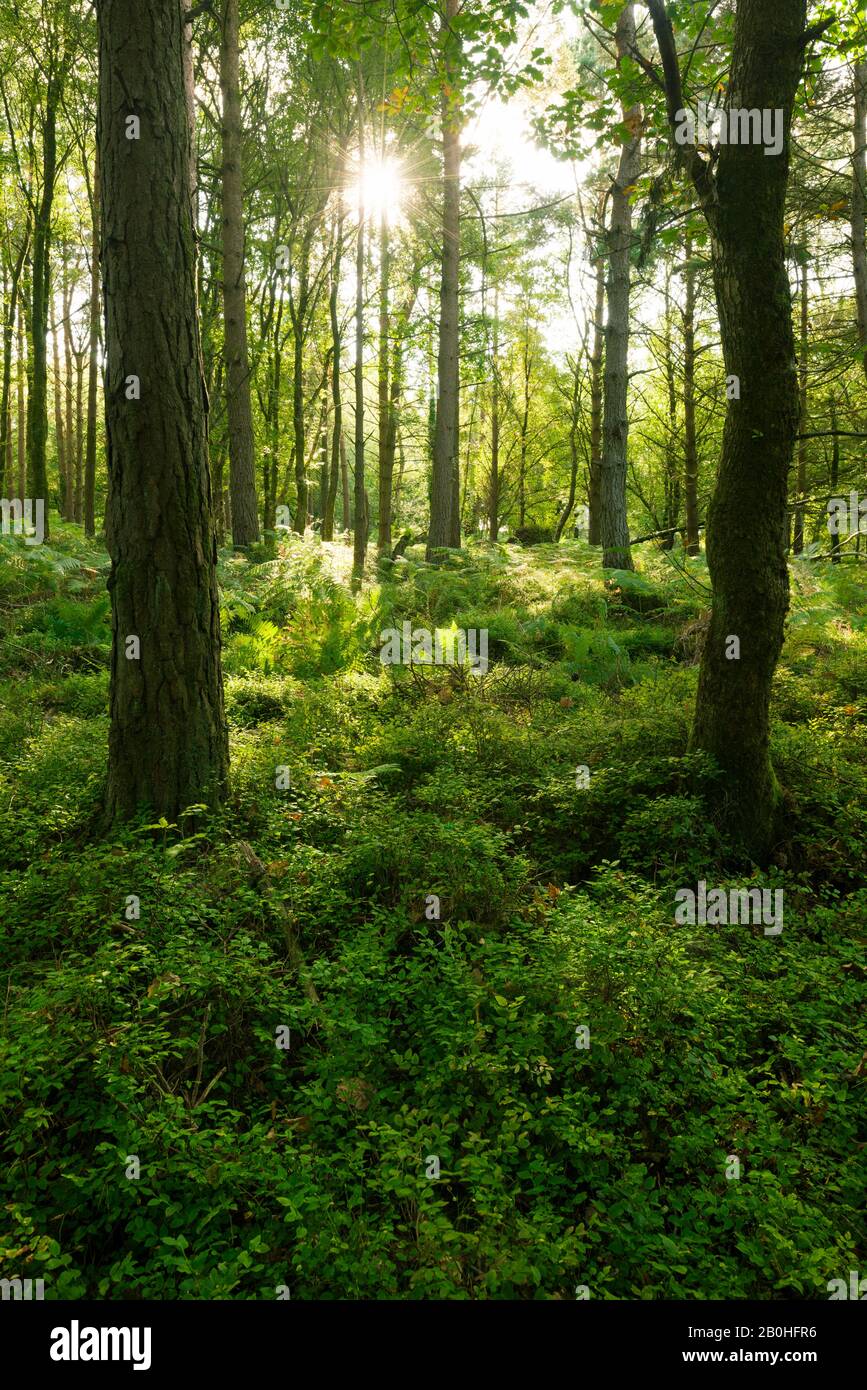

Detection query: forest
xmin=0 ymin=0 xmax=865 ymax=1311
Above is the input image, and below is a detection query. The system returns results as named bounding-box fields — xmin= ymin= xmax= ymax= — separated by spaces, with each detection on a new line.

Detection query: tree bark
xmin=376 ymin=209 xmax=391 ymax=551
xmin=0 ymin=227 xmax=27 ymax=498
xmin=52 ymin=295 xmax=67 ymax=516
xmin=62 ymin=258 xmax=76 ymax=519
xmin=793 ymin=259 xmax=808 ymax=553
xmin=16 ymin=297 xmax=25 ymax=498
xmin=682 ymin=232 xmax=700 ymax=555
xmin=84 ymin=153 xmax=100 ymax=536
xmin=588 ymin=237 xmax=605 ymax=545
xmin=323 ymin=210 xmax=345 ymax=541
xmin=427 ymin=0 xmax=461 ymax=557
xmin=648 ymin=0 xmax=808 ymax=858
xmin=99 ymin=0 xmax=228 ymax=820
xmin=352 ymin=69 xmax=368 ymax=581
xmin=852 ymin=59 xmax=867 ymax=382
xmin=219 ymin=0 xmax=259 ymax=546
xmin=28 ymin=84 xmax=61 ymax=535
xmin=600 ymin=3 xmax=640 ymax=570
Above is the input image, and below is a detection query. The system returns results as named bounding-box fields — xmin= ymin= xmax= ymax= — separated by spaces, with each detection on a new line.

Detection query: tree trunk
xmin=323 ymin=211 xmax=345 ymax=541
xmin=352 ymin=71 xmax=368 ymax=581
xmin=554 ymin=358 xmax=581 ymax=541
xmin=793 ymin=259 xmax=808 ymax=553
xmin=84 ymin=153 xmax=100 ymax=536
xmin=28 ymin=86 xmax=60 ymax=535
xmin=829 ymin=395 xmax=840 ymax=563
xmin=648 ymin=0 xmax=808 ymax=858
xmin=600 ymin=4 xmax=640 ymax=570
xmin=661 ymin=269 xmax=680 ymax=548
xmin=62 ymin=259 xmax=76 ymax=520
xmin=588 ymin=240 xmax=604 ymax=545
xmin=74 ymin=347 xmax=84 ymax=522
xmin=219 ymin=0 xmax=259 ymax=546
xmin=52 ymin=299 xmax=67 ymax=517
xmin=488 ymin=283 xmax=500 ymax=541
xmin=852 ymin=59 xmax=867 ymax=382
xmin=0 ymin=230 xmax=26 ymax=498
xmin=99 ymin=0 xmax=228 ymax=820
xmin=376 ymin=209 xmax=391 ymax=551
xmin=427 ymin=0 xmax=461 ymax=557
xmin=16 ymin=300 xmax=26 ymax=498
xmin=340 ymin=428 xmax=350 ymax=536
xmin=682 ymin=233 xmax=700 ymax=555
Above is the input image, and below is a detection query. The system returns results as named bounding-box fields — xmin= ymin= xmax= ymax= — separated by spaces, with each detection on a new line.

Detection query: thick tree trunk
xmin=587 ymin=243 xmax=604 ymax=545
xmin=84 ymin=154 xmax=100 ymax=536
xmin=600 ymin=4 xmax=640 ymax=570
xmin=99 ymin=0 xmax=228 ymax=821
xmin=427 ymin=0 xmax=461 ymax=557
xmin=650 ymin=0 xmax=808 ymax=857
xmin=219 ymin=0 xmax=259 ymax=546
xmin=852 ymin=59 xmax=867 ymax=382
xmin=682 ymin=234 xmax=700 ymax=555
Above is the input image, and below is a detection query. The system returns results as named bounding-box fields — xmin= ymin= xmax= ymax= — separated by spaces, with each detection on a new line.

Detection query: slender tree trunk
xmin=554 ymin=358 xmax=581 ymax=541
xmin=829 ymin=395 xmax=840 ymax=563
xmin=99 ymin=0 xmax=228 ymax=820
xmin=28 ymin=86 xmax=60 ymax=535
xmin=427 ymin=0 xmax=461 ymax=556
xmin=84 ymin=153 xmax=100 ymax=536
xmin=291 ymin=250 xmax=309 ymax=533
xmin=16 ymin=301 xmax=25 ymax=499
xmin=74 ymin=349 xmax=84 ymax=521
xmin=323 ymin=212 xmax=345 ymax=541
xmin=488 ymin=283 xmax=500 ymax=541
xmin=661 ymin=270 xmax=680 ymax=548
xmin=648 ymin=0 xmax=808 ymax=857
xmin=0 ymin=231 xmax=26 ymax=497
xmin=62 ymin=260 xmax=76 ymax=519
xmin=340 ymin=428 xmax=350 ymax=536
xmin=518 ymin=324 xmax=531 ymax=528
xmin=793 ymin=260 xmax=809 ymax=553
xmin=52 ymin=300 xmax=67 ymax=516
xmin=600 ymin=4 xmax=640 ymax=570
xmin=377 ymin=209 xmax=392 ymax=550
xmin=852 ymin=59 xmax=867 ymax=382
xmin=683 ymin=233 xmax=700 ymax=555
xmin=588 ymin=241 xmax=604 ymax=545
xmin=352 ymin=70 xmax=368 ymax=581
xmin=219 ymin=0 xmax=259 ymax=546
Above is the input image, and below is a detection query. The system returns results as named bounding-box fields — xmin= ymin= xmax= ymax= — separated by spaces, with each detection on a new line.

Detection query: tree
xmin=647 ymin=0 xmax=816 ymax=857
xmin=599 ymin=4 xmax=640 ymax=571
xmin=99 ymin=0 xmax=228 ymax=821
xmin=219 ymin=0 xmax=259 ymax=546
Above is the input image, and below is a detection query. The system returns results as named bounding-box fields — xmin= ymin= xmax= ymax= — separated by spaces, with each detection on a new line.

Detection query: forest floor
xmin=0 ymin=523 xmax=865 ymax=1299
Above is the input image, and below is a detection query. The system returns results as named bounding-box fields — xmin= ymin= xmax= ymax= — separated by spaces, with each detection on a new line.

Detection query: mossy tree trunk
xmin=649 ymin=0 xmax=809 ymax=859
